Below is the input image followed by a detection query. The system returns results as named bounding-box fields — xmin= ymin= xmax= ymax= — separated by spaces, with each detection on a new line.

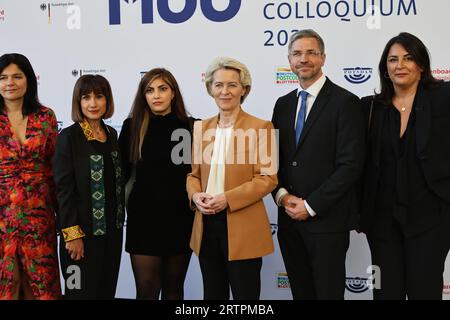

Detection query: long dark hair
xmin=0 ymin=53 xmax=43 ymax=115
xmin=377 ymin=32 xmax=439 ymax=102
xmin=128 ymin=68 xmax=189 ymax=163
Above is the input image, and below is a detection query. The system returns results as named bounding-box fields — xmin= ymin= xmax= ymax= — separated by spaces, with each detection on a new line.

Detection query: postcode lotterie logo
xmin=277 ymin=272 xmax=290 ymax=289
xmin=276 ymin=67 xmax=298 ymax=85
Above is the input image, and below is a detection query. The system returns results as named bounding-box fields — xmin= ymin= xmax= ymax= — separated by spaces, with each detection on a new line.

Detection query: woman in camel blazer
xmin=187 ymin=57 xmax=277 ymax=300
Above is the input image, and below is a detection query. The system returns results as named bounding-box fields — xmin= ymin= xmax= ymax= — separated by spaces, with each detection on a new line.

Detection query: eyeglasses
xmin=289 ymin=50 xmax=322 ymax=59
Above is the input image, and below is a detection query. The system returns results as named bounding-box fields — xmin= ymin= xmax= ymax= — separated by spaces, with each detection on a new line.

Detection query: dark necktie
xmin=295 ymin=90 xmax=308 ymax=145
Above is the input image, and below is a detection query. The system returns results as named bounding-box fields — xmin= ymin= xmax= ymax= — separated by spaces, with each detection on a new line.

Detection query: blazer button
xmin=292 ymin=161 xmax=298 ymax=167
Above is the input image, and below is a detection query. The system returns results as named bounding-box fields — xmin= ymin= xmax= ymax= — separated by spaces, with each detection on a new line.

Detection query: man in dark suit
xmin=271 ymin=29 xmax=365 ymax=299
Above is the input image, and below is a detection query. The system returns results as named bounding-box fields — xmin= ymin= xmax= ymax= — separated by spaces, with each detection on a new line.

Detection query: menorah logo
xmin=345 ymin=277 xmax=370 ymax=293
xmin=343 ymin=67 xmax=373 ymax=84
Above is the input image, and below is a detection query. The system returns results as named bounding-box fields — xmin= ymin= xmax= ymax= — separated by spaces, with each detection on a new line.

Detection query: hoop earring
xmin=384 ymin=72 xmax=390 ymax=79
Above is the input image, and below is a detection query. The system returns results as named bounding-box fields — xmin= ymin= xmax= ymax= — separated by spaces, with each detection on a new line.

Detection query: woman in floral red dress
xmin=0 ymin=53 xmax=61 ymax=300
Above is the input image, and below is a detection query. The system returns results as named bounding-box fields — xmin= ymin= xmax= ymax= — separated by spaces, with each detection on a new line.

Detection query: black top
xmin=119 ymin=112 xmax=194 ymax=255
xmin=373 ymin=105 xmax=441 ymax=237
xmin=374 ymin=105 xmax=412 ymax=229
xmin=360 ymin=82 xmax=450 ymax=238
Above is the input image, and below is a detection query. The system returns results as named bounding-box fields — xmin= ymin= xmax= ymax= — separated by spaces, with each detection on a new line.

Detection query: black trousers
xmin=367 ymin=215 xmax=450 ymax=300
xmin=59 ymin=228 xmax=123 ymax=300
xmin=278 ymin=221 xmax=349 ymax=300
xmin=199 ymin=210 xmax=262 ymax=300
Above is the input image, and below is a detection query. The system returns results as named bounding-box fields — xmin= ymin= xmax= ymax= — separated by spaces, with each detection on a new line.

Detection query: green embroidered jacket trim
xmin=111 ymin=150 xmax=124 ymax=228
xmin=90 ymin=155 xmax=106 ymax=236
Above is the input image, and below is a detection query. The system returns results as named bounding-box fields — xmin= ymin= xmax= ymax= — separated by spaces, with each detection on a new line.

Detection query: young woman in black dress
xmin=119 ymin=68 xmax=195 ymax=300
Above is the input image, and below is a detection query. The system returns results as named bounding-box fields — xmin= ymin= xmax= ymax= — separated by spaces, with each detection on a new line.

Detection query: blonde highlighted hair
xmin=204 ymin=57 xmax=252 ymax=103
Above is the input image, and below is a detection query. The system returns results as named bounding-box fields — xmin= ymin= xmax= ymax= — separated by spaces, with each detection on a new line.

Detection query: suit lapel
xmin=225 ymin=109 xmax=248 ymax=191
xmin=371 ymin=103 xmax=386 ymax=167
xmin=296 ymin=79 xmax=332 ymax=150
xmin=414 ymin=85 xmax=431 ymax=157
xmin=200 ymin=115 xmax=218 ymax=191
xmin=285 ymin=91 xmax=299 ymax=152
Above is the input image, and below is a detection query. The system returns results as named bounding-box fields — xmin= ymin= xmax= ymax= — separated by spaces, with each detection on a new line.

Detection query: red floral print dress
xmin=0 ymin=106 xmax=61 ymax=300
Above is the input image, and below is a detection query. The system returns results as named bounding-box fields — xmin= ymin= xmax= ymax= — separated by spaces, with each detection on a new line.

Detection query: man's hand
xmin=282 ymin=195 xmax=310 ymax=221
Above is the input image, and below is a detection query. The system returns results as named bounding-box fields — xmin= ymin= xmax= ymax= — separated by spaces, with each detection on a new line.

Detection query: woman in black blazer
xmin=361 ymin=32 xmax=450 ymax=300
xmin=53 ymin=75 xmax=124 ymax=299
xmin=118 ymin=68 xmax=195 ymax=300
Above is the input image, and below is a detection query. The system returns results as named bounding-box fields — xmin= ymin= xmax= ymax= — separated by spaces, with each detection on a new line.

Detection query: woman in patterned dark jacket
xmin=53 ymin=74 xmax=125 ymax=299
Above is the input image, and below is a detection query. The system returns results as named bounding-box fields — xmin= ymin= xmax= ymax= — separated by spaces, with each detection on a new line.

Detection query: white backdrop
xmin=1 ymin=0 xmax=449 ymax=299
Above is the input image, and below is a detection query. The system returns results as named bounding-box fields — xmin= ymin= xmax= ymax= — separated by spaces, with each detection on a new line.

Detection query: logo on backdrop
xmin=40 ymin=3 xmax=51 ymax=22
xmin=346 ymin=265 xmax=381 ymax=293
xmin=40 ymin=2 xmax=75 ymax=23
xmin=57 ymin=121 xmax=64 ymax=133
xmin=277 ymin=272 xmax=290 ymax=289
xmin=345 ymin=277 xmax=371 ymax=293
xmin=443 ymin=284 xmax=450 ymax=296
xmin=71 ymin=68 xmax=107 ymax=77
xmin=0 ymin=8 xmax=5 ymax=22
xmin=104 ymin=119 xmax=123 ymax=135
xmin=263 ymin=1 xmax=418 ymax=47
xmin=343 ymin=67 xmax=373 ymax=84
xmin=263 ymin=0 xmax=417 ymax=23
xmin=109 ymin=0 xmax=242 ymax=25
xmin=275 ymin=67 xmax=298 ymax=85
xmin=270 ymin=223 xmax=278 ymax=236
xmin=432 ymin=68 xmax=450 ymax=81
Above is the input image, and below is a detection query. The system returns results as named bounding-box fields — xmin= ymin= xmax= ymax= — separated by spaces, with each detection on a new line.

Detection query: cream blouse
xmin=205 ymin=126 xmax=233 ymax=196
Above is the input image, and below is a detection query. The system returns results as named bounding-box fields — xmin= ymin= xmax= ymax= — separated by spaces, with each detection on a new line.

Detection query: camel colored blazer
xmin=187 ymin=108 xmax=277 ymax=261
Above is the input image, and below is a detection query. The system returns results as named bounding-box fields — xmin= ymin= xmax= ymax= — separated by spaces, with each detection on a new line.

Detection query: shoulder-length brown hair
xmin=128 ymin=68 xmax=189 ymax=163
xmin=376 ymin=32 xmax=440 ymax=103
xmin=71 ymin=74 xmax=114 ymax=122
